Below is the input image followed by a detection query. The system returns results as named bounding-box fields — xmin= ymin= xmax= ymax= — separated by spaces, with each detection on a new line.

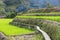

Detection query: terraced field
xmin=0 ymin=19 xmax=33 ymax=36
xmin=19 ymin=12 xmax=60 ymax=16
xmin=0 ymin=15 xmax=59 ymax=40
xmin=16 ymin=16 xmax=60 ymax=22
xmin=15 ymin=16 xmax=60 ymax=40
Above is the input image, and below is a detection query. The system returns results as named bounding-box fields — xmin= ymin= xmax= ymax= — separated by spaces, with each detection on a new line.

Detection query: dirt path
xmin=36 ymin=26 xmax=51 ymax=40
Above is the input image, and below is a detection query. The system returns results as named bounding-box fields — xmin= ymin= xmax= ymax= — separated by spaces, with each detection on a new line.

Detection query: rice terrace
xmin=0 ymin=0 xmax=60 ymax=40
xmin=0 ymin=15 xmax=60 ymax=40
xmin=0 ymin=19 xmax=33 ymax=35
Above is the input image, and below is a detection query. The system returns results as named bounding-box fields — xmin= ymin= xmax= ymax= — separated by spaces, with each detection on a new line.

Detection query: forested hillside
xmin=0 ymin=0 xmax=60 ymax=18
xmin=1 ymin=0 xmax=60 ymax=12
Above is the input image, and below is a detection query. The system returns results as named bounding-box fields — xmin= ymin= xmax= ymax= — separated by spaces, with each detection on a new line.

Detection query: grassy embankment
xmin=16 ymin=16 xmax=60 ymax=22
xmin=18 ymin=12 xmax=60 ymax=16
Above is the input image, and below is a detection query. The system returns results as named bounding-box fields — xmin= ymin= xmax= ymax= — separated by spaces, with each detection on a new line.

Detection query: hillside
xmin=0 ymin=0 xmax=60 ymax=12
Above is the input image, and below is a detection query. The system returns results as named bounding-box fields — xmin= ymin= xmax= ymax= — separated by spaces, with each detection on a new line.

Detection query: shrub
xmin=5 ymin=11 xmax=17 ymax=18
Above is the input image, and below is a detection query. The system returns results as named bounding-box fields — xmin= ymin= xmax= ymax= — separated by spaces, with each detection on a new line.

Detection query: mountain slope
xmin=0 ymin=0 xmax=60 ymax=12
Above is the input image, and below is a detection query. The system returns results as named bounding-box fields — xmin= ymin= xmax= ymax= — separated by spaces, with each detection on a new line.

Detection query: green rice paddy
xmin=0 ymin=19 xmax=33 ymax=36
xmin=16 ymin=16 xmax=60 ymax=22
xmin=0 ymin=16 xmax=60 ymax=36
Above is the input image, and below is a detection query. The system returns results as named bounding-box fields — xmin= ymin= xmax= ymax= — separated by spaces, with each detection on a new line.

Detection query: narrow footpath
xmin=36 ymin=26 xmax=51 ymax=40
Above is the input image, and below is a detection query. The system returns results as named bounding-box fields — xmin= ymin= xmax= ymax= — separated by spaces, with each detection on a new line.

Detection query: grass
xmin=16 ymin=16 xmax=60 ymax=40
xmin=22 ymin=12 xmax=60 ymax=15
xmin=0 ymin=19 xmax=33 ymax=36
xmin=18 ymin=12 xmax=60 ymax=16
xmin=14 ymin=15 xmax=60 ymax=40
xmin=16 ymin=16 xmax=60 ymax=22
xmin=0 ymin=16 xmax=59 ymax=37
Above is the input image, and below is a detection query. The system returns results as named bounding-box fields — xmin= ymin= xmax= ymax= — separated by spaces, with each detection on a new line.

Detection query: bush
xmin=5 ymin=11 xmax=17 ymax=18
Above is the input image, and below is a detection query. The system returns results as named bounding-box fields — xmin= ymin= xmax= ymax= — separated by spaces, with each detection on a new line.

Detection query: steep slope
xmin=0 ymin=0 xmax=5 ymax=15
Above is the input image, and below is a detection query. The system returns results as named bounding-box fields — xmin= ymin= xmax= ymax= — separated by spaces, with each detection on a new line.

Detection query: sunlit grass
xmin=0 ymin=19 xmax=33 ymax=36
xmin=16 ymin=16 xmax=60 ymax=22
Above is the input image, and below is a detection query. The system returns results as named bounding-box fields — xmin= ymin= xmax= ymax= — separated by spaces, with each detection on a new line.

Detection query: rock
xmin=0 ymin=32 xmax=7 ymax=40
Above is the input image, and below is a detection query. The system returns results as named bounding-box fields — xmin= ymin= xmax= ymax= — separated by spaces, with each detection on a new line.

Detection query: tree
xmin=5 ymin=11 xmax=17 ymax=18
xmin=46 ymin=2 xmax=54 ymax=8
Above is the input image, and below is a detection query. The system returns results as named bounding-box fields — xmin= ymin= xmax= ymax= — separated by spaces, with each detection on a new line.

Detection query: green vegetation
xmin=0 ymin=19 xmax=33 ymax=36
xmin=31 ymin=34 xmax=44 ymax=40
xmin=19 ymin=12 xmax=60 ymax=16
xmin=16 ymin=16 xmax=60 ymax=22
xmin=5 ymin=11 xmax=17 ymax=18
xmin=0 ymin=15 xmax=60 ymax=40
xmin=0 ymin=0 xmax=60 ymax=40
xmin=11 ymin=18 xmax=60 ymax=40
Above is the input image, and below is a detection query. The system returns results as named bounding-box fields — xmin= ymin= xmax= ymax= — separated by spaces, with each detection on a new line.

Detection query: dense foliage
xmin=0 ymin=0 xmax=60 ymax=18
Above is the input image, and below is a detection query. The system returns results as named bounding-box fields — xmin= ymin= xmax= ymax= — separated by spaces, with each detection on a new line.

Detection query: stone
xmin=0 ymin=32 xmax=7 ymax=40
